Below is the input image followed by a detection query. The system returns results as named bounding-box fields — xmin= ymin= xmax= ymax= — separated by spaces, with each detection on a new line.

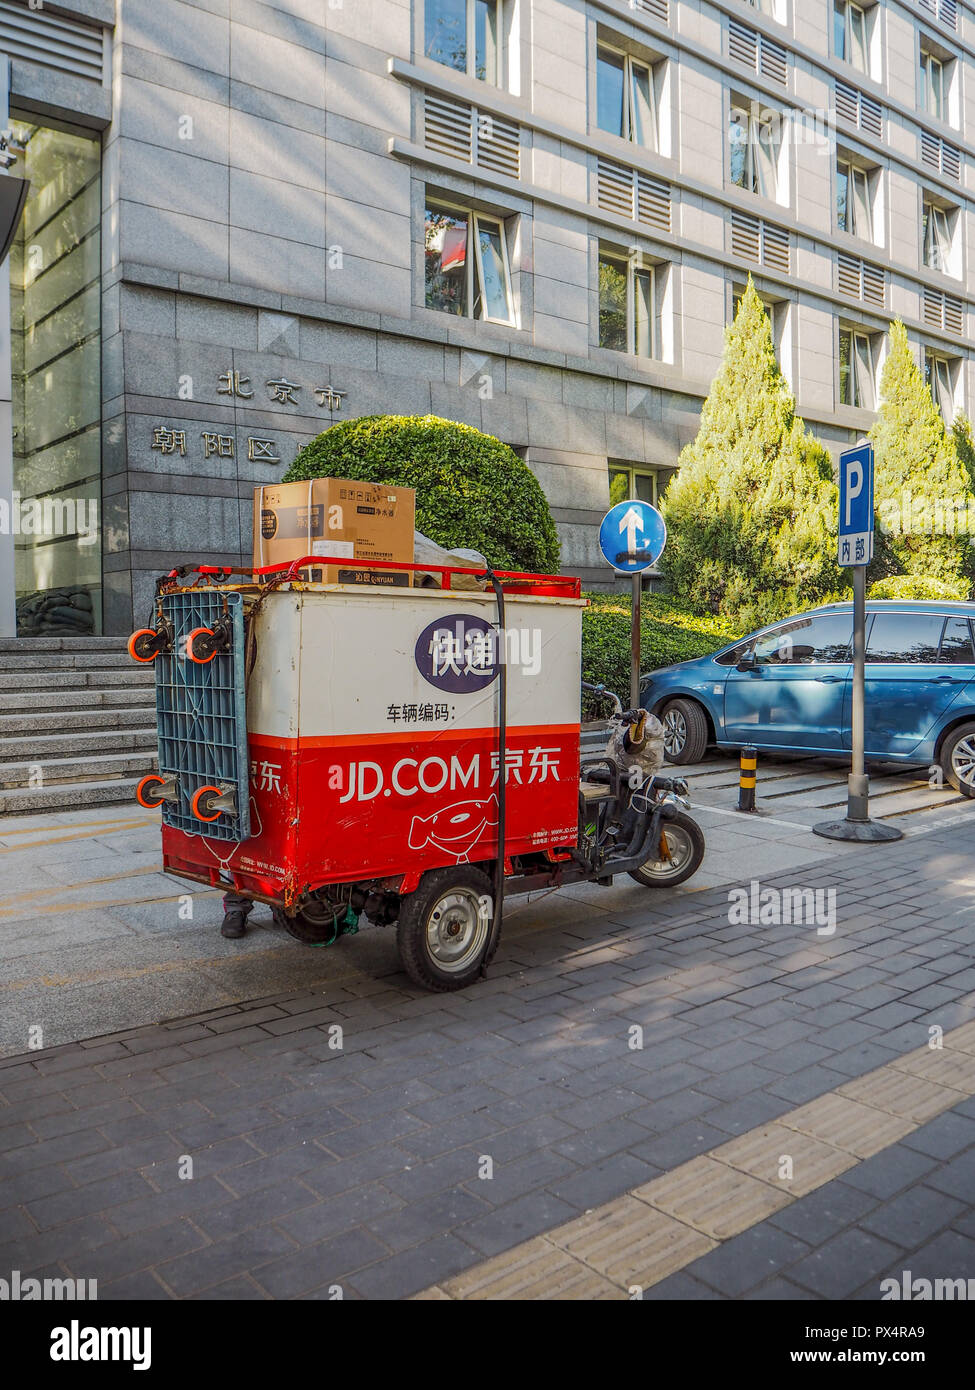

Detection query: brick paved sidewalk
xmin=1 ymin=820 xmax=974 ymax=1299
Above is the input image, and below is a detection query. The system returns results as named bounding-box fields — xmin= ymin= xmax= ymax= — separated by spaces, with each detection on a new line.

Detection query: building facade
xmin=2 ymin=0 xmax=974 ymax=636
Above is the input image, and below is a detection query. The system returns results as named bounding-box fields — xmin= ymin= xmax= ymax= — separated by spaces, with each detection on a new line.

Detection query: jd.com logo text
xmin=728 ymin=878 xmax=837 ymax=936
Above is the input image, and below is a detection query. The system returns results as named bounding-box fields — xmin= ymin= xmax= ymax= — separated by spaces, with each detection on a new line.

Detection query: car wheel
xmin=939 ymin=722 xmax=975 ymax=798
xmin=660 ymin=699 xmax=709 ymax=765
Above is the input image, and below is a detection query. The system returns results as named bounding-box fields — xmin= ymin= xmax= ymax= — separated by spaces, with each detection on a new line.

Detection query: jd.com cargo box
xmin=253 ymin=480 xmax=415 ymax=586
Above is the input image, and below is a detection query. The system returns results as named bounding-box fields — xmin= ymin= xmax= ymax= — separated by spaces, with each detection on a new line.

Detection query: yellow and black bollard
xmin=738 ymin=745 xmax=757 ymax=813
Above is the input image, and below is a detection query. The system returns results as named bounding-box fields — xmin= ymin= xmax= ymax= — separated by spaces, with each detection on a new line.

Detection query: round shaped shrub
xmin=284 ymin=415 xmax=561 ymax=574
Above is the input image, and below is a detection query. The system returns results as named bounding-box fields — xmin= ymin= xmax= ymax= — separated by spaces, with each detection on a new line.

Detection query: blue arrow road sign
xmin=838 ymin=442 xmax=874 ymax=567
xmin=599 ymin=500 xmax=667 ymax=573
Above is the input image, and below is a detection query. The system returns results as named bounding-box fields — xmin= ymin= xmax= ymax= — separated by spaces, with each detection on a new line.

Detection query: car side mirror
xmin=736 ymin=650 xmax=757 ymax=672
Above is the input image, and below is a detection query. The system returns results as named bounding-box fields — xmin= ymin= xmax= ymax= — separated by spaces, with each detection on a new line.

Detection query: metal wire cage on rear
xmin=154 ymin=590 xmax=250 ymax=843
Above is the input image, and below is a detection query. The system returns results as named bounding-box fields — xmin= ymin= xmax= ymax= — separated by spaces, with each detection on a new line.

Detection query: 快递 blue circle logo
xmin=415 ymin=613 xmax=500 ymax=693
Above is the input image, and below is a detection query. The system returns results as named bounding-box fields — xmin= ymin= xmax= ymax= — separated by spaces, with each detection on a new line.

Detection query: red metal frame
xmin=163 ymin=558 xmax=582 ymax=600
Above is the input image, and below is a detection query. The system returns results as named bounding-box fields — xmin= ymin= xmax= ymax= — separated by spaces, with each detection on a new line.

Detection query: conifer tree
xmin=870 ymin=322 xmax=975 ymax=586
xmin=660 ymin=280 xmax=844 ymax=628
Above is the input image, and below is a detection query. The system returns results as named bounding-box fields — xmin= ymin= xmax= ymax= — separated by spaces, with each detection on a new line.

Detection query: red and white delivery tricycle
xmin=129 ymin=558 xmax=705 ymax=991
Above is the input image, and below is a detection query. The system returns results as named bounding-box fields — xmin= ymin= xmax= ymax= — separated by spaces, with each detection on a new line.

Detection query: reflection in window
xmin=837 ymin=159 xmax=872 ymax=240
xmin=839 ymin=329 xmax=875 ymax=410
xmin=940 ymin=617 xmax=974 ymax=664
xmin=425 ymin=0 xmax=500 ymax=84
xmin=424 ymin=203 xmax=515 ymax=324
xmin=866 ymin=612 xmax=944 ymax=663
xmin=608 ymin=464 xmax=672 ymax=508
xmin=598 ymin=251 xmax=655 ymax=357
xmin=920 ymin=49 xmax=947 ymax=122
xmin=834 ymin=0 xmax=868 ymax=74
xmin=729 ymin=101 xmax=779 ymax=199
xmin=11 ymin=122 xmax=102 ymax=635
xmin=926 ymin=353 xmax=955 ymax=421
xmin=752 ymin=614 xmax=854 ymax=665
xmin=596 ymin=45 xmax=657 ymax=149
xmin=923 ymin=201 xmax=952 ymax=273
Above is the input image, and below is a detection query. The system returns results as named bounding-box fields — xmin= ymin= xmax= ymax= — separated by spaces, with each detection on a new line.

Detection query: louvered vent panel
xmin=0 ymin=1 xmax=104 ymax=81
xmin=633 ymin=0 xmax=669 ymax=19
xmin=860 ymin=94 xmax=883 ymax=138
xmin=927 ymin=288 xmax=964 ymax=334
xmin=635 ymin=173 xmax=671 ymax=232
xmin=731 ymin=211 xmax=761 ymax=264
xmin=596 ymin=159 xmax=635 ymax=219
xmin=838 ymin=253 xmax=863 ymax=298
xmin=728 ymin=18 xmax=758 ymax=70
xmin=762 ymin=222 xmax=790 ymax=274
xmin=941 ymin=141 xmax=961 ymax=181
xmin=424 ymin=93 xmax=473 ymax=162
xmin=476 ymin=112 xmax=519 ymax=178
xmin=924 ymin=287 xmax=944 ymax=329
xmin=944 ymin=293 xmax=963 ymax=335
xmin=761 ymin=37 xmax=788 ymax=85
xmin=862 ymin=262 xmax=886 ymax=308
xmin=835 ymin=80 xmax=859 ymax=126
xmin=921 ymin=131 xmax=941 ymax=171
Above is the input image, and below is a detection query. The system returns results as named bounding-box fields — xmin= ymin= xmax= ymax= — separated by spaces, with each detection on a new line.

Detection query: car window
xmin=752 ymin=614 xmax=853 ymax=666
xmin=940 ymin=617 xmax=975 ymax=664
xmin=866 ymin=612 xmax=944 ymax=664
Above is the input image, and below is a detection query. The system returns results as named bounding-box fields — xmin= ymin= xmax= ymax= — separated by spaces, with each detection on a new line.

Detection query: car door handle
xmin=816 ymin=676 xmax=843 ymax=683
xmin=933 ymin=676 xmax=957 ymax=684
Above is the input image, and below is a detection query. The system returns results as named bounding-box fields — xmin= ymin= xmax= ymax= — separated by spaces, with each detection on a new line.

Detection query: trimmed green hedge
xmin=868 ymin=574 xmax=970 ymax=601
xmin=582 ymin=592 xmax=741 ymax=714
xmin=284 ymin=414 xmax=561 ymax=574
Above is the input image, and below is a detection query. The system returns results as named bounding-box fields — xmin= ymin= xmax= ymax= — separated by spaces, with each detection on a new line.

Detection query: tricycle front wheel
xmin=397 ymin=866 xmax=495 ymax=991
xmin=629 ymin=812 xmax=705 ymax=888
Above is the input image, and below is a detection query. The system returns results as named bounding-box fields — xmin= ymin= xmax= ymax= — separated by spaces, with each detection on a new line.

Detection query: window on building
xmin=745 ymin=0 xmax=781 ymax=18
xmin=834 ymin=1 xmax=868 ymax=74
xmin=608 ymin=464 xmax=674 ymax=508
xmin=11 ymin=122 xmax=102 ymax=636
xmin=425 ymin=0 xmax=502 ymax=84
xmin=424 ymin=202 xmax=515 ymax=324
xmin=596 ymin=44 xmax=657 ymax=149
xmin=926 ymin=351 xmax=956 ymax=420
xmin=920 ymin=47 xmax=948 ymax=122
xmin=922 ymin=199 xmax=953 ymax=273
xmin=837 ymin=159 xmax=873 ymax=240
xmin=839 ymin=328 xmax=877 ymax=410
xmin=729 ymin=99 xmax=779 ymax=200
xmin=598 ymin=250 xmax=656 ymax=357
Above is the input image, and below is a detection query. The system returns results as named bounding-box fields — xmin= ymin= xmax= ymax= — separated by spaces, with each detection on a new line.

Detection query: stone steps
xmin=0 ymin=638 xmax=160 ymax=816
xmin=0 ymin=687 xmax=156 ymax=713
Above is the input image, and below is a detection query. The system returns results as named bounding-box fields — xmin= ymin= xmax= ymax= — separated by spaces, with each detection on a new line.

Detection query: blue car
xmin=640 ymin=600 xmax=975 ymax=793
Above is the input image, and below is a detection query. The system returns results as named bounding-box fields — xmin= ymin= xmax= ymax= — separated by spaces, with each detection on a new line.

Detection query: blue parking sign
xmin=838 ymin=442 xmax=874 ymax=567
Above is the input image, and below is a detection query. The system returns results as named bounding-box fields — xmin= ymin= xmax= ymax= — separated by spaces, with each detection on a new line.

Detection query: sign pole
xmin=814 ymin=441 xmax=901 ymax=843
xmin=597 ymin=499 xmax=667 ymax=712
xmin=631 ymin=573 xmax=641 ymax=711
xmin=848 ymin=564 xmax=868 ymax=823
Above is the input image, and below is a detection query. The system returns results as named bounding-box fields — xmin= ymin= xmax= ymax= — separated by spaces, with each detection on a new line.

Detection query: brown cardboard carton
xmin=253 ymin=479 xmax=415 ymax=586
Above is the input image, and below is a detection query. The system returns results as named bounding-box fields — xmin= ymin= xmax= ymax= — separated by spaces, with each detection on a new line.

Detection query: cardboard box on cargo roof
xmin=253 ymin=479 xmax=415 ymax=587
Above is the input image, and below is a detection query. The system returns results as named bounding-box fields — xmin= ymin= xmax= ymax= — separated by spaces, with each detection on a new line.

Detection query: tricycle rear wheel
xmin=397 ymin=866 xmax=494 ymax=991
xmin=273 ymin=901 xmax=347 ymax=945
